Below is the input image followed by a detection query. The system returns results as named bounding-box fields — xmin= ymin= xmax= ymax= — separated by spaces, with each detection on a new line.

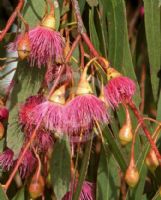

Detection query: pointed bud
xmin=119 ymin=107 xmax=133 ymax=145
xmin=17 ymin=33 xmax=31 ymax=60
xmin=145 ymin=149 xmax=159 ymax=172
xmin=49 ymin=84 xmax=66 ymax=104
xmin=0 ymin=122 xmax=4 ymax=139
xmin=29 ymin=174 xmax=44 ymax=199
xmin=41 ymin=14 xmax=56 ymax=30
xmin=76 ymin=67 xmax=93 ymax=95
xmin=107 ymin=67 xmax=122 ymax=80
xmin=125 ymin=160 xmax=139 ymax=187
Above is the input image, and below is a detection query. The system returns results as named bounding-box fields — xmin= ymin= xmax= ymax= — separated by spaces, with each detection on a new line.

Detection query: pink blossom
xmin=18 ymin=149 xmax=36 ymax=178
xmin=104 ymin=76 xmax=136 ymax=108
xmin=0 ymin=149 xmax=14 ymax=171
xmin=9 ymin=26 xmax=64 ymax=68
xmin=62 ymin=181 xmax=95 ymax=200
xmin=29 ymin=26 xmax=64 ymax=67
xmin=0 ymin=106 xmax=9 ymax=120
xmin=19 ymin=95 xmax=44 ymax=128
xmin=63 ymin=95 xmax=109 ymax=138
xmin=29 ymin=100 xmax=64 ymax=132
xmin=37 ymin=130 xmax=54 ymax=151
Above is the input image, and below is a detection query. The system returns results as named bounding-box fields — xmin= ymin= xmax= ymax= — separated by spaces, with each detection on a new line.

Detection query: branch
xmin=0 ymin=0 xmax=25 ymax=42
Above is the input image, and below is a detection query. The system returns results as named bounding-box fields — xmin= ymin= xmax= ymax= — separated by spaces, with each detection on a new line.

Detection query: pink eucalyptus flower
xmin=19 ymin=95 xmax=44 ymax=128
xmin=37 ymin=129 xmax=54 ymax=151
xmin=29 ymin=100 xmax=64 ymax=132
xmin=62 ymin=181 xmax=95 ymax=200
xmin=104 ymin=76 xmax=136 ymax=108
xmin=64 ymin=95 xmax=109 ymax=137
xmin=29 ymin=26 xmax=64 ymax=67
xmin=18 ymin=149 xmax=36 ymax=178
xmin=0 ymin=148 xmax=14 ymax=171
xmin=0 ymin=106 xmax=9 ymax=120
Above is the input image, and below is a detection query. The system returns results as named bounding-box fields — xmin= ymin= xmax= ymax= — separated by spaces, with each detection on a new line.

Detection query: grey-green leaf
xmin=6 ymin=61 xmax=45 ymax=158
xmin=143 ymin=0 xmax=161 ymax=101
xmin=0 ymin=185 xmax=8 ymax=200
xmin=12 ymin=187 xmax=25 ymax=200
xmin=50 ymin=136 xmax=71 ymax=200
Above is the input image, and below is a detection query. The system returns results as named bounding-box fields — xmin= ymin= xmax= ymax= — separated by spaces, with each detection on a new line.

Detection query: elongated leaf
xmin=0 ymin=185 xmax=8 ymax=200
xmin=6 ymin=61 xmax=45 ymax=158
xmin=103 ymin=126 xmax=127 ymax=172
xmin=73 ymin=135 xmax=93 ymax=200
xmin=100 ymin=0 xmax=140 ymax=104
xmin=89 ymin=8 xmax=100 ymax=52
xmin=12 ymin=187 xmax=24 ymax=200
xmin=143 ymin=0 xmax=161 ymax=101
xmin=97 ymin=148 xmax=120 ymax=200
xmin=23 ymin=0 xmax=60 ymax=30
xmin=50 ymin=136 xmax=71 ymax=200
xmin=157 ymin=91 xmax=161 ymax=120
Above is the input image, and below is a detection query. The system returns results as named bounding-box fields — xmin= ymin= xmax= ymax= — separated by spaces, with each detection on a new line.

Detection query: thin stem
xmin=128 ymin=101 xmax=161 ymax=165
xmin=17 ymin=12 xmax=29 ymax=32
xmin=0 ymin=0 xmax=25 ymax=42
xmin=71 ymin=0 xmax=85 ymax=33
xmin=47 ymin=0 xmax=55 ymax=15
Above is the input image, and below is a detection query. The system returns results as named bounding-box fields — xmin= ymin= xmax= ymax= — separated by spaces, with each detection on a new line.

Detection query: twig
xmin=0 ymin=0 xmax=25 ymax=42
xmin=128 ymin=101 xmax=161 ymax=165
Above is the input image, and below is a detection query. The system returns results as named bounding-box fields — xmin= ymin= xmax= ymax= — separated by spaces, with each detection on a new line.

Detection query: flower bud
xmin=17 ymin=33 xmax=31 ymax=60
xmin=41 ymin=14 xmax=56 ymax=30
xmin=119 ymin=107 xmax=133 ymax=146
xmin=29 ymin=174 xmax=44 ymax=199
xmin=125 ymin=164 xmax=139 ymax=187
xmin=145 ymin=149 xmax=159 ymax=172
xmin=0 ymin=122 xmax=4 ymax=139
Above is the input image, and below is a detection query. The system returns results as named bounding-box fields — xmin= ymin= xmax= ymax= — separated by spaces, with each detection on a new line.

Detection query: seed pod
xmin=125 ymin=161 xmax=139 ymax=187
xmin=41 ymin=14 xmax=56 ymax=30
xmin=119 ymin=107 xmax=133 ymax=145
xmin=145 ymin=149 xmax=159 ymax=172
xmin=0 ymin=122 xmax=4 ymax=139
xmin=17 ymin=33 xmax=31 ymax=60
xmin=29 ymin=174 xmax=44 ymax=199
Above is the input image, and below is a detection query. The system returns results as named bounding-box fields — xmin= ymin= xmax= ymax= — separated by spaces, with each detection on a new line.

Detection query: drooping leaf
xmin=89 ymin=8 xmax=100 ymax=53
xmin=50 ymin=136 xmax=71 ymax=200
xmin=143 ymin=0 xmax=161 ymax=101
xmin=100 ymin=0 xmax=141 ymax=105
xmin=97 ymin=147 xmax=120 ymax=200
xmin=6 ymin=61 xmax=45 ymax=158
xmin=12 ymin=187 xmax=25 ymax=200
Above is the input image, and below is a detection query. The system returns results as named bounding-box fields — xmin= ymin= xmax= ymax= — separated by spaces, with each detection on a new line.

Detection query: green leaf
xmin=0 ymin=185 xmax=8 ymax=200
xmin=97 ymin=148 xmax=120 ymax=200
xmin=102 ymin=126 xmax=127 ymax=172
xmin=143 ymin=0 xmax=161 ymax=101
xmin=23 ymin=0 xmax=60 ymax=30
xmin=78 ymin=0 xmax=86 ymax=13
xmin=86 ymin=0 xmax=98 ymax=7
xmin=157 ymin=91 xmax=161 ymax=120
xmin=101 ymin=0 xmax=140 ymax=104
xmin=73 ymin=135 xmax=93 ymax=200
xmin=89 ymin=8 xmax=100 ymax=52
xmin=12 ymin=187 xmax=24 ymax=200
xmin=50 ymin=136 xmax=71 ymax=200
xmin=6 ymin=61 xmax=45 ymax=158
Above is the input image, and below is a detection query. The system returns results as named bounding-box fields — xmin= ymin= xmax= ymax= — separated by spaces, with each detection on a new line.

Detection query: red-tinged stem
xmin=0 ymin=0 xmax=24 ymax=42
xmin=4 ymin=125 xmax=39 ymax=190
xmin=128 ymin=100 xmax=161 ymax=164
xmin=3 ymin=34 xmax=81 ymax=191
